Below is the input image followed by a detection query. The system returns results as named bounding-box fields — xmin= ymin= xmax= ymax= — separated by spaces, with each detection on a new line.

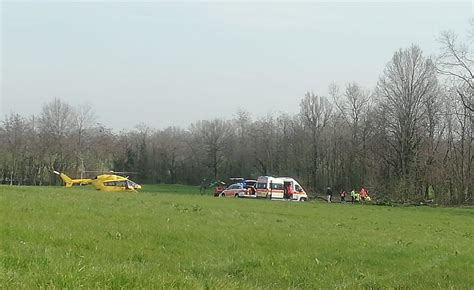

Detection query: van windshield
xmin=256 ymin=182 xmax=267 ymax=189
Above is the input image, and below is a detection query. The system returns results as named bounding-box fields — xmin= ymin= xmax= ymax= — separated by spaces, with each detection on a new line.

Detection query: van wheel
xmin=235 ymin=193 xmax=239 ymax=198
xmin=300 ymin=197 xmax=307 ymax=202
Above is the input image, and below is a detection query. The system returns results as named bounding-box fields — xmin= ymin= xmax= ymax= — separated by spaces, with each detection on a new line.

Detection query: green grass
xmin=1 ymin=184 xmax=473 ymax=288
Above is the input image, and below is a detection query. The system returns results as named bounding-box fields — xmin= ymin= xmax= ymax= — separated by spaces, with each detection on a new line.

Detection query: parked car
xmin=220 ymin=183 xmax=246 ymax=197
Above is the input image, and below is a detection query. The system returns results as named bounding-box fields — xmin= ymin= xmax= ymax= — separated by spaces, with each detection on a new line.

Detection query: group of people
xmin=326 ymin=186 xmax=371 ymax=203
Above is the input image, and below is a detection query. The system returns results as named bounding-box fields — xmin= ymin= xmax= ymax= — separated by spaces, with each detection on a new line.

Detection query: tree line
xmin=1 ymin=30 xmax=472 ymax=205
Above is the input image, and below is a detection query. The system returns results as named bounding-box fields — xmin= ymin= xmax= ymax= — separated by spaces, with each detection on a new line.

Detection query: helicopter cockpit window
xmin=104 ymin=181 xmax=126 ymax=187
xmin=127 ymin=180 xmax=138 ymax=188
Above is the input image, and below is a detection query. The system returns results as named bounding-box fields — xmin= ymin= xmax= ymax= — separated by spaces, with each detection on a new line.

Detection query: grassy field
xmin=1 ymin=184 xmax=473 ymax=288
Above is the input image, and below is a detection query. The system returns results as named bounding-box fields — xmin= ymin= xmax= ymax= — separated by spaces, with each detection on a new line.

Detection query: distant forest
xmin=1 ymin=29 xmax=472 ymax=205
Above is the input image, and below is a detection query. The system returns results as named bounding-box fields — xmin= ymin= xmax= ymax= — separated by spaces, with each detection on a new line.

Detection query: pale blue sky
xmin=1 ymin=1 xmax=473 ymax=129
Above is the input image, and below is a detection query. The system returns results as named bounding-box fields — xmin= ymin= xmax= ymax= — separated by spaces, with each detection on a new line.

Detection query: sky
xmin=1 ymin=1 xmax=473 ymax=130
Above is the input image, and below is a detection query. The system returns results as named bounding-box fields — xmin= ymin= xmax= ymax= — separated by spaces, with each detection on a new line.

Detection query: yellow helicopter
xmin=53 ymin=170 xmax=142 ymax=192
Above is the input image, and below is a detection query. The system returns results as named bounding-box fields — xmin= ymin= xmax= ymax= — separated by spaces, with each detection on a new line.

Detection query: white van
xmin=255 ymin=176 xmax=308 ymax=202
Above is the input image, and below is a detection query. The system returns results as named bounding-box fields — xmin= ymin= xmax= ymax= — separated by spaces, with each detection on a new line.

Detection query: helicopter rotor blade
xmin=80 ymin=170 xmax=138 ymax=174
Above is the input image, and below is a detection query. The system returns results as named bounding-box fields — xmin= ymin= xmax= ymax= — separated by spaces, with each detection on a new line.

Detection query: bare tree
xmin=150 ymin=127 xmax=187 ymax=184
xmin=72 ymin=104 xmax=96 ymax=176
xmin=332 ymin=83 xmax=370 ymax=143
xmin=0 ymin=113 xmax=32 ymax=185
xmin=37 ymin=98 xmax=77 ymax=184
xmin=331 ymin=83 xmax=372 ymax=188
xmin=435 ymin=23 xmax=474 ymax=203
xmin=249 ymin=115 xmax=277 ymax=176
xmin=299 ymin=92 xmax=332 ymax=189
xmin=442 ymin=86 xmax=474 ymax=204
xmin=232 ymin=109 xmax=254 ymax=177
xmin=437 ymin=29 xmax=473 ymax=112
xmin=73 ymin=104 xmax=95 ymax=148
xmin=189 ymin=119 xmax=233 ymax=180
xmin=376 ymin=45 xmax=439 ymax=197
xmin=38 ymin=98 xmax=75 ymax=155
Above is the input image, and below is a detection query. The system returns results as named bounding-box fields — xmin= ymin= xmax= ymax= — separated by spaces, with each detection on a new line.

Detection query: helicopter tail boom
xmin=54 ymin=171 xmax=92 ymax=187
xmin=60 ymin=173 xmax=74 ymax=187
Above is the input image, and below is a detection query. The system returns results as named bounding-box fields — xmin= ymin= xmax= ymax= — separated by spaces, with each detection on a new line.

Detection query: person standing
xmin=248 ymin=185 xmax=256 ymax=196
xmin=340 ymin=189 xmax=347 ymax=202
xmin=360 ymin=186 xmax=368 ymax=201
xmin=287 ymin=183 xmax=294 ymax=199
xmin=326 ymin=187 xmax=333 ymax=203
xmin=350 ymin=189 xmax=356 ymax=204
